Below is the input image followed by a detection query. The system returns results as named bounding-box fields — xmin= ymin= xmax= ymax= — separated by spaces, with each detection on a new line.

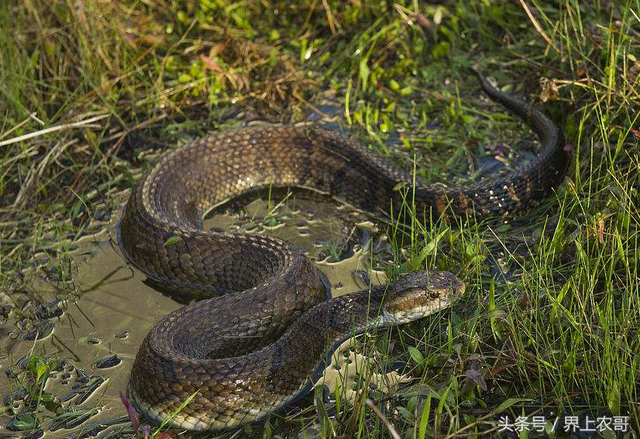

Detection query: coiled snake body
xmin=118 ymin=71 xmax=567 ymax=430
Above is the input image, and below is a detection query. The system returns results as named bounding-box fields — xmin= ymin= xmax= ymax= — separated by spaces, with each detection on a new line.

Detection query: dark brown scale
xmin=118 ymin=71 xmax=567 ymax=430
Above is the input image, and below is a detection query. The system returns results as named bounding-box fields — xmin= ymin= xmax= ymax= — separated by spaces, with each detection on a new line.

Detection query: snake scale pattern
xmin=118 ymin=70 xmax=568 ymax=430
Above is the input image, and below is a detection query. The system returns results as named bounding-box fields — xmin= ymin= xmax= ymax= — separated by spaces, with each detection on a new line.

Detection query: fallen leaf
xmin=464 ymin=369 xmax=488 ymax=391
xmin=539 ymin=77 xmax=560 ymax=102
xmin=119 ymin=391 xmax=140 ymax=434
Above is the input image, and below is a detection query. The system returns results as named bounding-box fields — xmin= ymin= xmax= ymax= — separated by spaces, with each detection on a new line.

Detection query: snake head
xmin=382 ymin=271 xmax=464 ymax=325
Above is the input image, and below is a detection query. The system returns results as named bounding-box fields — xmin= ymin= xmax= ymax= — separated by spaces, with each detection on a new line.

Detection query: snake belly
xmin=118 ymin=71 xmax=568 ymax=430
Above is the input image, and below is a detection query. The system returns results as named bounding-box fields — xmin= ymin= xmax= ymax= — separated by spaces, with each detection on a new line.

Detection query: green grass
xmin=1 ymin=0 xmax=639 ymax=437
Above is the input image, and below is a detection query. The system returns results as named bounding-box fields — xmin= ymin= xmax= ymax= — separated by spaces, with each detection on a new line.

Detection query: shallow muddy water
xmin=1 ymin=191 xmax=410 ymax=438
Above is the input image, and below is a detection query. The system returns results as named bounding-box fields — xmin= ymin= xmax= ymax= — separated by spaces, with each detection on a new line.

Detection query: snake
xmin=117 ymin=70 xmax=568 ymax=431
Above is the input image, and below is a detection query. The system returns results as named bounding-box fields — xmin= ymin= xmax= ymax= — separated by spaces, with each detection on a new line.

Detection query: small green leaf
xmin=11 ymin=413 xmax=38 ymax=431
xmin=393 ymin=182 xmax=407 ymax=191
xmin=178 ymin=73 xmax=192 ymax=83
xmin=408 ymin=346 xmax=424 ymax=365
xmin=39 ymin=392 xmax=54 ymax=403
xmin=396 ymin=405 xmax=413 ymax=421
xmin=359 ymin=58 xmax=370 ymax=91
xmin=36 ymin=363 xmax=48 ymax=382
xmin=418 ymin=395 xmax=432 ymax=439
xmin=607 ymin=380 xmax=620 ymax=415
xmin=163 ymin=236 xmax=182 ymax=247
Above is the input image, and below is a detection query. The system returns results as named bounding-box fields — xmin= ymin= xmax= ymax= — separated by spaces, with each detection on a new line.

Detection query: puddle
xmin=0 ymin=191 xmax=405 ymax=438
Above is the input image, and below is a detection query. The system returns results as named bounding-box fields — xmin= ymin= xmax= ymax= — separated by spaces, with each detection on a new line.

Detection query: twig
xmin=30 ymin=113 xmax=45 ymax=126
xmin=301 ymin=0 xmax=318 ymax=32
xmin=516 ymin=0 xmax=559 ymax=52
xmin=0 ymin=114 xmax=108 ymax=147
xmin=365 ymin=399 xmax=401 ymax=439
xmin=321 ymin=0 xmax=338 ymax=34
xmin=0 ymin=112 xmax=38 ymax=141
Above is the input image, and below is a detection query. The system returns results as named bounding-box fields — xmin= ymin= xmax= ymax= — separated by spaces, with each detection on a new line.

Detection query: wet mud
xmin=1 ymin=191 xmax=406 ymax=438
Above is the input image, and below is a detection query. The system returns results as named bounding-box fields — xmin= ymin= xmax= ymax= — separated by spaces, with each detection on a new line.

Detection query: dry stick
xmin=0 ymin=114 xmax=108 ymax=147
xmin=365 ymin=399 xmax=402 ymax=439
xmin=301 ymin=0 xmax=318 ymax=32
xmin=516 ymin=0 xmax=559 ymax=52
xmin=321 ymin=0 xmax=338 ymax=34
xmin=0 ymin=112 xmax=38 ymax=141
